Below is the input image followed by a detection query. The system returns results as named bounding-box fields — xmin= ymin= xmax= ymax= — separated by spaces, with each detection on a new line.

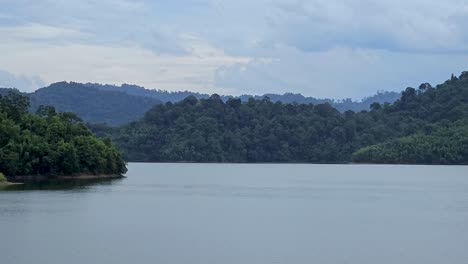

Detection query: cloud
xmin=3 ymin=0 xmax=468 ymax=56
xmin=0 ymin=28 xmax=252 ymax=94
xmin=0 ymin=0 xmax=188 ymax=55
xmin=215 ymin=46 xmax=468 ymax=99
xmin=258 ymin=0 xmax=468 ymax=54
xmin=0 ymin=23 xmax=89 ymax=43
xmin=0 ymin=70 xmax=45 ymax=92
xmin=0 ymin=0 xmax=467 ymax=98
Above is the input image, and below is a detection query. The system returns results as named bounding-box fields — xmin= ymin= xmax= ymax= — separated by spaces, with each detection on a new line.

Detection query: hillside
xmin=238 ymin=91 xmax=401 ymax=112
xmin=88 ymin=82 xmax=400 ymax=112
xmin=1 ymin=82 xmax=162 ymax=125
xmin=352 ymin=122 xmax=468 ymax=164
xmin=93 ymin=72 xmax=468 ymax=164
xmin=0 ymin=92 xmax=127 ymax=178
xmin=2 ymin=82 xmax=400 ymax=126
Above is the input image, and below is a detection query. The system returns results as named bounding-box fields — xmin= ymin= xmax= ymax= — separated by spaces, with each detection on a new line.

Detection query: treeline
xmin=30 ymin=82 xmax=162 ymax=125
xmin=352 ymin=122 xmax=468 ymax=164
xmin=90 ymin=82 xmax=401 ymax=112
xmin=1 ymin=81 xmax=400 ymax=126
xmin=0 ymin=92 xmax=127 ymax=177
xmin=91 ymin=72 xmax=468 ymax=164
xmin=0 ymin=82 xmax=162 ymax=125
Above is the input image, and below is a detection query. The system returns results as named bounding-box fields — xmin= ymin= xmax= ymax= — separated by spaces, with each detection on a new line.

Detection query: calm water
xmin=1 ymin=163 xmax=468 ymax=264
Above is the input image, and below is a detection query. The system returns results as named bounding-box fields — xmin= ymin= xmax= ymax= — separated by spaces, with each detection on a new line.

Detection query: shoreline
xmin=0 ymin=182 xmax=24 ymax=187
xmin=125 ymin=161 xmax=468 ymax=166
xmin=7 ymin=174 xmax=124 ymax=183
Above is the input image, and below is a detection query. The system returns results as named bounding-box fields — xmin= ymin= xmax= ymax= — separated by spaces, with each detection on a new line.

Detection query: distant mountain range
xmin=0 ymin=82 xmax=401 ymax=125
xmin=0 ymin=83 xmax=161 ymax=125
xmin=86 ymin=82 xmax=401 ymax=112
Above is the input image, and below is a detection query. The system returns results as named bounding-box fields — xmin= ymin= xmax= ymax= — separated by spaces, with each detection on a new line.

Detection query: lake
xmin=1 ymin=163 xmax=468 ymax=264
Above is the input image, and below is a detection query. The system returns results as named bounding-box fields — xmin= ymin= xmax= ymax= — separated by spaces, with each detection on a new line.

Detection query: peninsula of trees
xmin=91 ymin=72 xmax=468 ymax=165
xmin=0 ymin=92 xmax=127 ymax=180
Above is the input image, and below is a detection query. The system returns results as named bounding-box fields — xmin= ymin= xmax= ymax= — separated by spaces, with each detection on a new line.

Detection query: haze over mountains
xmin=0 ymin=82 xmax=400 ymax=125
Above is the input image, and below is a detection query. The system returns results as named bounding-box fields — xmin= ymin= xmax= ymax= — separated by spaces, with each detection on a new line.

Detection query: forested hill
xmin=88 ymin=82 xmax=400 ymax=112
xmin=0 ymin=92 xmax=127 ymax=178
xmin=1 ymin=82 xmax=162 ymax=125
xmin=238 ymin=91 xmax=401 ymax=112
xmin=30 ymin=82 xmax=162 ymax=125
xmin=2 ymin=82 xmax=399 ymax=126
xmin=93 ymin=72 xmax=468 ymax=164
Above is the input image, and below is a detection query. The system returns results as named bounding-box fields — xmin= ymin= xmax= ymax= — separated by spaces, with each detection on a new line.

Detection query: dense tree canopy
xmin=1 ymin=82 xmax=399 ymax=126
xmin=91 ymin=72 xmax=468 ymax=164
xmin=352 ymin=122 xmax=468 ymax=164
xmin=0 ymin=93 xmax=127 ymax=178
xmin=29 ymin=82 xmax=162 ymax=125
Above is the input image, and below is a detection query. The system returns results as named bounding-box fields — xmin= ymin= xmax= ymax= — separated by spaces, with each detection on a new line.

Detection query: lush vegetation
xmin=352 ymin=122 xmax=468 ymax=164
xmin=90 ymin=73 xmax=468 ymax=164
xmin=90 ymin=82 xmax=400 ymax=112
xmin=86 ymin=83 xmax=400 ymax=112
xmin=3 ymin=73 xmax=467 ymax=165
xmin=2 ymin=82 xmax=399 ymax=126
xmin=237 ymin=91 xmax=401 ymax=112
xmin=0 ymin=92 xmax=127 ymax=178
xmin=0 ymin=173 xmax=6 ymax=182
xmin=30 ymin=82 xmax=162 ymax=125
xmin=1 ymin=82 xmax=162 ymax=125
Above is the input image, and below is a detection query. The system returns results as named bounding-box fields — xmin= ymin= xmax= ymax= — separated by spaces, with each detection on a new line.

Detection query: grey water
xmin=1 ymin=163 xmax=468 ymax=264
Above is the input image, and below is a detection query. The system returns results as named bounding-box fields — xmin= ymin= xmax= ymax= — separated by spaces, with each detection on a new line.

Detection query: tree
xmin=0 ymin=94 xmax=127 ymax=177
xmin=93 ymin=72 xmax=468 ymax=165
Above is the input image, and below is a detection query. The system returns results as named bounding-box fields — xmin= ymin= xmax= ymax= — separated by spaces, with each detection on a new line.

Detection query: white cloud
xmin=0 ymin=26 xmax=252 ymax=94
xmin=0 ymin=23 xmax=90 ymax=42
xmin=215 ymin=46 xmax=468 ymax=99
xmin=0 ymin=70 xmax=45 ymax=92
xmin=266 ymin=0 xmax=468 ymax=53
xmin=1 ymin=0 xmax=468 ymax=98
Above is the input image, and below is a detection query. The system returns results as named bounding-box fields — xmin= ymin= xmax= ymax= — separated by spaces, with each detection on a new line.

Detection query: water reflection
xmin=1 ymin=163 xmax=468 ymax=264
xmin=0 ymin=177 xmax=124 ymax=192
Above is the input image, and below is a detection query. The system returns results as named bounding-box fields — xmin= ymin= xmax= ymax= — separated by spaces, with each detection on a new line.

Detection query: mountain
xmin=0 ymin=88 xmax=21 ymax=97
xmin=86 ymin=83 xmax=212 ymax=103
xmin=351 ymin=73 xmax=468 ymax=164
xmin=237 ymin=91 xmax=401 ymax=112
xmin=0 ymin=81 xmax=402 ymax=126
xmin=2 ymin=82 xmax=162 ymax=125
xmin=93 ymin=72 xmax=468 ymax=164
xmin=87 ymin=82 xmax=400 ymax=112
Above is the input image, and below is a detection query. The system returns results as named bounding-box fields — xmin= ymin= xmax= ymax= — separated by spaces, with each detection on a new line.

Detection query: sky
xmin=0 ymin=0 xmax=468 ymax=99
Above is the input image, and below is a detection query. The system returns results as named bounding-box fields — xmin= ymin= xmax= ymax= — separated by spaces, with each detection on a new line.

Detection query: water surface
xmin=1 ymin=163 xmax=468 ymax=264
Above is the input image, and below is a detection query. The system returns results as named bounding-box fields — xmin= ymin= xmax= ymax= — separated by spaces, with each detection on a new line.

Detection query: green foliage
xmin=0 ymin=92 xmax=127 ymax=177
xmin=0 ymin=173 xmax=6 ymax=182
xmin=352 ymin=123 xmax=468 ymax=164
xmin=28 ymin=82 xmax=162 ymax=125
xmin=87 ymin=83 xmax=401 ymax=112
xmin=104 ymin=96 xmax=347 ymax=163
xmin=95 ymin=72 xmax=468 ymax=165
xmin=2 ymin=83 xmax=400 ymax=126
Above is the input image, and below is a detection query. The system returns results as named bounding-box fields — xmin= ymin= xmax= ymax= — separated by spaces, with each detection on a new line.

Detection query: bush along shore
xmin=0 ymin=172 xmax=23 ymax=186
xmin=0 ymin=93 xmax=127 ymax=183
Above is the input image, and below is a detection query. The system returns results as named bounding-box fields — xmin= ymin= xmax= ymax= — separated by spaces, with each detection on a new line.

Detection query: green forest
xmin=90 ymin=73 xmax=468 ymax=165
xmin=2 ymin=72 xmax=467 ymax=171
xmin=352 ymin=122 xmax=468 ymax=164
xmin=0 ymin=92 xmax=127 ymax=178
xmin=0 ymin=82 xmax=399 ymax=126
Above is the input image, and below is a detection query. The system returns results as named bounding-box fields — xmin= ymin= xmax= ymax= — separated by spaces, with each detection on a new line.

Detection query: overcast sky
xmin=1 ymin=0 xmax=467 ymax=99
